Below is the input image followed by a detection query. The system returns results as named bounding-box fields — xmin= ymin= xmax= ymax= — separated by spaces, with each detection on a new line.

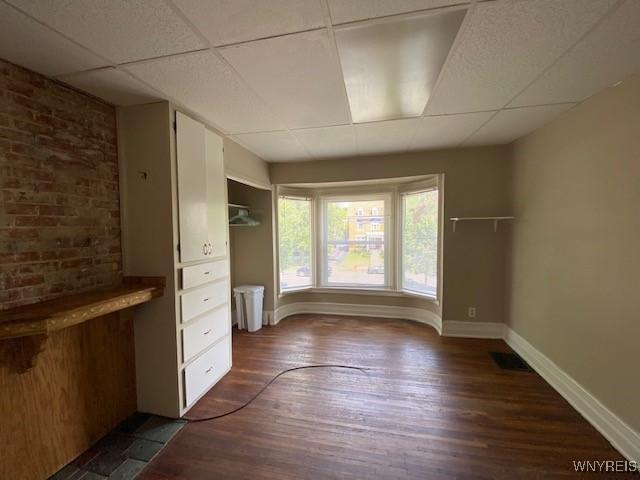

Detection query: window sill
xmin=279 ymin=286 xmax=438 ymax=304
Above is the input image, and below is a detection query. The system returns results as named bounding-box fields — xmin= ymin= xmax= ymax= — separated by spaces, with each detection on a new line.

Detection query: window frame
xmin=275 ymin=175 xmax=442 ymax=304
xmin=396 ymin=175 xmax=444 ymax=301
xmin=276 ymin=190 xmax=315 ymax=294
xmin=318 ymin=192 xmax=394 ymax=290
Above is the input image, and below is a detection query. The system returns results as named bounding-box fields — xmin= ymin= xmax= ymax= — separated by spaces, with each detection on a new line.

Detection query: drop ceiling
xmin=1 ymin=0 xmax=639 ymax=162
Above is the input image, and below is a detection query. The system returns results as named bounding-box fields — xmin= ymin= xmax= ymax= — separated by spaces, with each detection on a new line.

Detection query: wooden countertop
xmin=0 ymin=277 xmax=164 ymax=340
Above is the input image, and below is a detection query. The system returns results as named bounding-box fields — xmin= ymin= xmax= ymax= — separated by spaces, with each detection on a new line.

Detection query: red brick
xmin=4 ymin=204 xmax=38 ymax=215
xmin=15 ymin=215 xmax=58 ymax=227
xmin=5 ymin=273 xmax=44 ymax=289
xmin=38 ymin=204 xmax=67 ymax=216
xmin=0 ymin=59 xmax=121 ymax=309
xmin=0 ymin=126 xmax=33 ymax=143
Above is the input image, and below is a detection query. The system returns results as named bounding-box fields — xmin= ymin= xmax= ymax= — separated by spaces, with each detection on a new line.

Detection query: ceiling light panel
xmin=409 ymin=111 xmax=495 ymax=151
xmin=464 ymin=104 xmax=576 ymax=146
xmin=425 ymin=0 xmax=618 ymax=115
xmin=335 ymin=8 xmax=466 ymax=123
xmin=220 ymin=30 xmax=352 ymax=129
xmin=57 ymin=68 xmax=160 ymax=106
xmin=510 ymin=0 xmax=640 ymax=107
xmin=355 ymin=118 xmax=421 ymax=156
xmin=0 ymin=2 xmax=106 ymax=76
xmin=172 ymin=0 xmax=325 ymax=46
xmin=232 ymin=131 xmax=311 ymax=162
xmin=293 ymin=125 xmax=358 ymax=159
xmin=8 ymin=0 xmax=205 ymax=64
xmin=126 ymin=51 xmax=284 ymax=134
xmin=328 ymin=0 xmax=469 ymax=25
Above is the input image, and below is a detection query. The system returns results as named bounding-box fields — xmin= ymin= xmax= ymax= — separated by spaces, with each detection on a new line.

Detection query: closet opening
xmin=226 ymin=178 xmax=276 ymax=331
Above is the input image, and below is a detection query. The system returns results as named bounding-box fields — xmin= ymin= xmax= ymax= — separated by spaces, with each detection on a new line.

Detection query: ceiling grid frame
xmin=1 ymin=0 xmax=636 ymax=161
xmin=458 ymin=0 xmax=626 ymax=147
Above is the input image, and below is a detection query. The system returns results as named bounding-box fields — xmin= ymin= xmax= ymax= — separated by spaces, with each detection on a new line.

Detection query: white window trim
xmin=396 ymin=177 xmax=442 ymax=301
xmin=275 ymin=175 xmax=443 ymax=305
xmin=319 ymin=192 xmax=394 ymax=289
xmin=276 ymin=189 xmax=315 ymax=294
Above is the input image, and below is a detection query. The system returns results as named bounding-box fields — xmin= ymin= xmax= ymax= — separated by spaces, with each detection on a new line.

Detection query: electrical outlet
xmin=468 ymin=307 xmax=476 ymax=318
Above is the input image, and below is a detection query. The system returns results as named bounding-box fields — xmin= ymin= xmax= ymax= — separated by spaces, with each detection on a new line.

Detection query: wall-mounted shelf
xmin=0 ymin=277 xmax=165 ymax=341
xmin=450 ymin=216 xmax=515 ymax=232
xmin=0 ymin=276 xmax=164 ymax=372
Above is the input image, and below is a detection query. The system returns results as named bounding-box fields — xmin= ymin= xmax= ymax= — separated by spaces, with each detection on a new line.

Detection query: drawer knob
xmin=203 ymin=298 xmax=209 ymax=302
xmin=205 ymin=366 xmax=213 ymax=374
xmin=204 ymin=271 xmax=210 ymax=275
xmin=203 ymin=329 xmax=212 ymax=335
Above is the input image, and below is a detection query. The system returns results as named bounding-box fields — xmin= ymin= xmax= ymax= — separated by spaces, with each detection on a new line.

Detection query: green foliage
xmin=402 ymin=190 xmax=438 ymax=278
xmin=278 ymin=197 xmax=310 ymax=271
xmin=339 ymin=250 xmax=370 ymax=270
xmin=327 ymin=202 xmax=348 ymax=241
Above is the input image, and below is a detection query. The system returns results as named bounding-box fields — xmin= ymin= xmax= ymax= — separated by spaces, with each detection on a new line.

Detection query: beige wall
xmin=507 ymin=74 xmax=640 ymax=432
xmin=227 ymin=179 xmax=276 ymax=312
xmin=224 ymin=138 xmax=271 ymax=189
xmin=271 ymin=146 xmax=512 ymax=322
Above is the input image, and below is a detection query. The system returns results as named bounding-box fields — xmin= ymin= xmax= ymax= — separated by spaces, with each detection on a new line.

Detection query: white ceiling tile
xmin=409 ymin=111 xmax=495 ymax=151
xmin=126 ymin=51 xmax=284 ymax=134
xmin=8 ymin=0 xmax=205 ymax=64
xmin=232 ymin=131 xmax=311 ymax=162
xmin=355 ymin=118 xmax=420 ymax=156
xmin=328 ymin=0 xmax=468 ymax=25
xmin=292 ymin=125 xmax=357 ymax=159
xmin=0 ymin=2 xmax=106 ymax=76
xmin=425 ymin=0 xmax=618 ymax=115
xmin=221 ymin=29 xmax=352 ymax=129
xmin=172 ymin=0 xmax=325 ymax=46
xmin=335 ymin=8 xmax=466 ymax=123
xmin=464 ymin=104 xmax=576 ymax=146
xmin=57 ymin=68 xmax=160 ymax=106
xmin=510 ymin=0 xmax=640 ymax=107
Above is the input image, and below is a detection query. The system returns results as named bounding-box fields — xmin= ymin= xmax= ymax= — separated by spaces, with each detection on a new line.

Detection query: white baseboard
xmin=505 ymin=327 xmax=640 ymax=462
xmin=274 ymin=301 xmax=442 ymax=334
xmin=442 ymin=320 xmax=505 ymax=338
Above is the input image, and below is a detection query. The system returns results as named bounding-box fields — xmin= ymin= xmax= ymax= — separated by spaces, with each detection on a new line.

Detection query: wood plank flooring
xmin=140 ymin=315 xmax=632 ymax=479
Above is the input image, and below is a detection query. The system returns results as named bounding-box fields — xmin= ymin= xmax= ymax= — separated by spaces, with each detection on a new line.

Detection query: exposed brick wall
xmin=0 ymin=59 xmax=121 ymax=310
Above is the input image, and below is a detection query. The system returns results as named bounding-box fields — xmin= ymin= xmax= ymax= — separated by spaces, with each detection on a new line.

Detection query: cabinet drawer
xmin=181 ymin=279 xmax=228 ymax=323
xmin=182 ymin=259 xmax=228 ymax=290
xmin=182 ymin=305 xmax=229 ymax=363
xmin=183 ymin=336 xmax=230 ymax=408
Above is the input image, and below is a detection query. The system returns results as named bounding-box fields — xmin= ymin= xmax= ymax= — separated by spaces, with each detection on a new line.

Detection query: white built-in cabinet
xmin=118 ymin=102 xmax=232 ymax=418
xmin=175 ymin=112 xmax=227 ymax=262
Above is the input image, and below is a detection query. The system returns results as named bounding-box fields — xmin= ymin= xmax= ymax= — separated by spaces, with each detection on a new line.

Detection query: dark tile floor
xmin=49 ymin=413 xmax=185 ymax=480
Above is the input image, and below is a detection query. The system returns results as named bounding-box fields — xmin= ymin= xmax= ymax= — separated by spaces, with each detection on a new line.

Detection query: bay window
xmin=276 ymin=175 xmax=441 ymax=300
xmin=321 ymin=195 xmax=391 ymax=288
xmin=400 ymin=187 xmax=439 ymax=297
xmin=277 ymin=195 xmax=313 ymax=292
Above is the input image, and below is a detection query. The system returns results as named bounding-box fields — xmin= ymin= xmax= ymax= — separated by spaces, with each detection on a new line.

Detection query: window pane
xmin=326 ymin=199 xmax=386 ymax=286
xmin=402 ymin=189 xmax=438 ymax=296
xmin=278 ymin=197 xmax=312 ymax=291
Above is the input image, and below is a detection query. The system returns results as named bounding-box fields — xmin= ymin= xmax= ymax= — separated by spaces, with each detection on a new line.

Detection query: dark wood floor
xmin=140 ymin=315 xmax=630 ymax=479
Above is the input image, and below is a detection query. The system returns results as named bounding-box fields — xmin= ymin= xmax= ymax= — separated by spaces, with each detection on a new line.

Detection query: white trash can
xmin=233 ymin=285 xmax=264 ymax=332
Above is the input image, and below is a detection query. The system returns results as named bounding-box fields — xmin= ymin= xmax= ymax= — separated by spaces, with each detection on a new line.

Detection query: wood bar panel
xmin=0 ymin=312 xmax=137 ymax=480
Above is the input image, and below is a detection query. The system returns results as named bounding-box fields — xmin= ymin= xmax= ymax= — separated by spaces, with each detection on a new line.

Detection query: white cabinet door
xmin=176 ymin=111 xmax=208 ymax=263
xmin=205 ymin=129 xmax=227 ymax=258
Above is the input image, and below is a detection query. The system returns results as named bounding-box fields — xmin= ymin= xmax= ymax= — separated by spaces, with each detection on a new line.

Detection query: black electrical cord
xmin=184 ymin=364 xmax=371 ymax=423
